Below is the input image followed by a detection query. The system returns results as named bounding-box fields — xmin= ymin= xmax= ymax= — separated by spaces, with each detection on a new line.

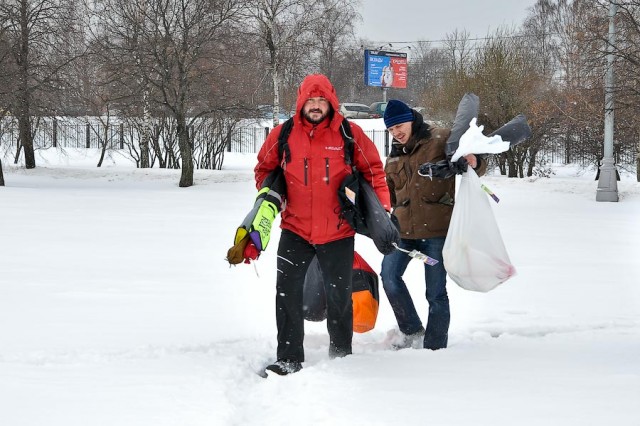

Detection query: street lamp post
xmin=597 ymin=1 xmax=619 ymax=202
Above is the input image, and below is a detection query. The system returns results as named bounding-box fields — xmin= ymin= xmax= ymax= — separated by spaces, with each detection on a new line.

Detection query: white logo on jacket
xmin=325 ymin=146 xmax=342 ymax=151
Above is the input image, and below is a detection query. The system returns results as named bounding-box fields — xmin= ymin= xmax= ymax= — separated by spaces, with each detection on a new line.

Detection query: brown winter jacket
xmin=385 ymin=122 xmax=486 ymax=240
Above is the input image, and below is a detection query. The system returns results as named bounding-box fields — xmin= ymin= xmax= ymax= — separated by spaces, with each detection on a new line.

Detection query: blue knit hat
xmin=384 ymin=100 xmax=414 ymax=128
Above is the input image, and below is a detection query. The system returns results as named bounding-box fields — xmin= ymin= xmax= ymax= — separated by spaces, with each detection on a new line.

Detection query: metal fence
xmin=0 ymin=119 xmax=393 ymax=158
xmin=228 ymin=126 xmax=270 ymax=154
xmin=0 ymin=120 xmax=127 ymax=150
xmin=225 ymin=126 xmax=391 ymax=157
xmin=1 ymin=118 xmax=636 ymax=169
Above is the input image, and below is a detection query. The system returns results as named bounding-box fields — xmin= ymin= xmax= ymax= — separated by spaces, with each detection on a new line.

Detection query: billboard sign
xmin=364 ymin=50 xmax=408 ymax=89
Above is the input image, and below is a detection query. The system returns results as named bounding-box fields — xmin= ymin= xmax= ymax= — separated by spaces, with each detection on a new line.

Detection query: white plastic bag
xmin=450 ymin=118 xmax=510 ymax=162
xmin=443 ymin=168 xmax=516 ymax=292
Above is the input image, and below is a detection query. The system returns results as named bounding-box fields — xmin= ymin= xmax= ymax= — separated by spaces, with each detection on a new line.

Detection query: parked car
xmin=369 ymin=102 xmax=388 ymax=118
xmin=257 ymin=105 xmax=290 ymax=121
xmin=339 ymin=103 xmax=377 ymax=119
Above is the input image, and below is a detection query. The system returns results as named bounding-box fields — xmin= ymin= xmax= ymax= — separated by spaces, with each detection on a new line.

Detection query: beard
xmin=303 ymin=108 xmax=329 ymax=124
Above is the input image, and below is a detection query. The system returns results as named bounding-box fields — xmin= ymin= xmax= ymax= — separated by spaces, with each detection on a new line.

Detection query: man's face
xmin=303 ymin=97 xmax=330 ymax=124
xmin=387 ymin=121 xmax=413 ymax=144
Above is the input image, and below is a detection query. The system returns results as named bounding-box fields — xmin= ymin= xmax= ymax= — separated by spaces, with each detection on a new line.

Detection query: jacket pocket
xmin=422 ymin=203 xmax=453 ymax=233
xmin=420 ymin=191 xmax=453 ymax=205
xmin=323 ymin=151 xmax=348 ymax=186
xmin=386 ymin=161 xmax=408 ymax=192
xmin=285 ymin=157 xmax=308 ymax=186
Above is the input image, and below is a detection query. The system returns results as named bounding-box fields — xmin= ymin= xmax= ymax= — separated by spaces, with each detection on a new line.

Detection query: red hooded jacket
xmin=255 ymin=74 xmax=390 ymax=245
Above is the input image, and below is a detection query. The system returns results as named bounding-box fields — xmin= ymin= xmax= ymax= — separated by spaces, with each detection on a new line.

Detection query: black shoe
xmin=329 ymin=346 xmax=352 ymax=359
xmin=265 ymin=360 xmax=303 ymax=376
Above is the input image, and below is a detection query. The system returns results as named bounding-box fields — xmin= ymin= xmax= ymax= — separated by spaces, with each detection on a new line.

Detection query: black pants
xmin=275 ymin=229 xmax=354 ymax=362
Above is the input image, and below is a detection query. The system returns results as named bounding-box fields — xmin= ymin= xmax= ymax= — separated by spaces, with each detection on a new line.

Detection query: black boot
xmin=329 ymin=345 xmax=352 ymax=359
xmin=265 ymin=360 xmax=303 ymax=376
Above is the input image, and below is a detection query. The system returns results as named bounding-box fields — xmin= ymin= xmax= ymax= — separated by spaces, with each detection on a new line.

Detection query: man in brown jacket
xmin=381 ymin=99 xmax=486 ymax=350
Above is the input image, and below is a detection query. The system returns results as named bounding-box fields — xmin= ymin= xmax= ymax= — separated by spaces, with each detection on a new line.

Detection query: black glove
xmin=449 ymin=157 xmax=469 ymax=174
xmin=418 ymin=157 xmax=469 ymax=179
xmin=418 ymin=159 xmax=448 ymax=179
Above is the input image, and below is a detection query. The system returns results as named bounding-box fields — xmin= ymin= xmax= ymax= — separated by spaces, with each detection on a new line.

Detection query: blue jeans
xmin=381 ymin=237 xmax=449 ymax=349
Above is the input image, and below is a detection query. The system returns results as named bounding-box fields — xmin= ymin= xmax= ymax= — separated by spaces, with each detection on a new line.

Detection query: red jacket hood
xmin=294 ymin=74 xmax=343 ymax=131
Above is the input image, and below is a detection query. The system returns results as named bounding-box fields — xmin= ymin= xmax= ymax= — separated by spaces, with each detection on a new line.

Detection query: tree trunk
xmin=564 ymin=128 xmax=571 ymax=164
xmin=140 ymin=86 xmax=151 ymax=168
xmin=527 ymin=150 xmax=537 ymax=177
xmin=177 ymin=115 xmax=194 ymax=187
xmin=272 ymin=67 xmax=281 ymax=128
xmin=13 ymin=140 xmax=22 ymax=165
xmin=97 ymin=125 xmax=108 ymax=167
xmin=498 ymin=153 xmax=507 ymax=175
xmin=97 ymin=146 xmax=106 ymax=167
xmin=17 ymin=0 xmax=35 ymax=169
xmin=18 ymin=114 xmax=35 ymax=168
xmin=16 ymin=52 xmax=34 ymax=168
xmin=0 ymin=159 xmax=5 ymax=186
xmin=265 ymin=24 xmax=281 ymax=129
xmin=507 ymin=151 xmax=518 ymax=178
xmin=152 ymin=133 xmax=165 ymax=168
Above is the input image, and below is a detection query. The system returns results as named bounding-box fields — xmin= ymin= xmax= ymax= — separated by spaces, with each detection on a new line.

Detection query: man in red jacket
xmin=255 ymin=74 xmax=390 ymax=376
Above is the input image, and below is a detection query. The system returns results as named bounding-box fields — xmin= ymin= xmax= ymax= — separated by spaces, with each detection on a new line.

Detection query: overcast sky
xmin=356 ymin=0 xmax=537 ymax=48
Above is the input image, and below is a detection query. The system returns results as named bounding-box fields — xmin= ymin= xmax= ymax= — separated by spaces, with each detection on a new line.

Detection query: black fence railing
xmin=223 ymin=126 xmax=392 ymax=157
xmin=0 ymin=119 xmax=394 ymax=158
xmin=0 ymin=120 xmax=127 ymax=150
xmin=1 ymin=119 xmax=637 ymax=169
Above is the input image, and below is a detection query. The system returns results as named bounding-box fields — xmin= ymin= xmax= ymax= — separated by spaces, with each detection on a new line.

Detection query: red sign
xmin=364 ymin=50 xmax=408 ymax=89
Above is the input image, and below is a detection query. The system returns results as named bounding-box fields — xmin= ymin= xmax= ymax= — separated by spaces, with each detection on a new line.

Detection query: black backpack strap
xmin=277 ymin=117 xmax=295 ymax=164
xmin=340 ymin=119 xmax=355 ymax=170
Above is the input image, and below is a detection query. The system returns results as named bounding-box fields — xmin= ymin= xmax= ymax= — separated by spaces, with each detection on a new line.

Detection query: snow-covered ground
xmin=1 ymin=148 xmax=639 ymax=426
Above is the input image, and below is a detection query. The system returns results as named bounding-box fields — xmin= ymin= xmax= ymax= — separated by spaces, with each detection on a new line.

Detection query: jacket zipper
xmin=325 ymin=158 xmax=329 ymax=184
xmin=306 ymin=126 xmax=317 ymax=187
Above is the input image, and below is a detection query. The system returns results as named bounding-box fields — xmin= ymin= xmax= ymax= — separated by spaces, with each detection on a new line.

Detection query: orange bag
xmin=302 ymin=251 xmax=379 ymax=333
xmin=351 ymin=252 xmax=379 ymax=333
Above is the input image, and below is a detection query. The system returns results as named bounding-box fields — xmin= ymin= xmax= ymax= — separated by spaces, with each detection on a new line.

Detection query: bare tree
xmin=443 ymin=30 xmax=474 ymax=78
xmin=246 ymin=0 xmax=339 ymax=127
xmin=410 ymin=41 xmax=449 ymax=110
xmin=147 ymin=0 xmax=243 ymax=186
xmin=312 ymin=0 xmax=360 ymax=81
xmin=63 ymin=29 xmax=125 ymax=167
xmin=0 ymin=20 xmax=10 ymax=185
xmin=91 ymin=0 xmax=243 ymax=186
xmin=329 ymin=41 xmax=367 ymax=103
xmin=0 ymin=0 xmax=84 ymax=169
xmin=86 ymin=0 xmax=156 ymax=168
xmin=423 ymin=30 xmax=475 ymax=122
xmin=0 ymin=9 xmax=15 ymax=106
xmin=522 ymin=1 xmax=619 ymax=172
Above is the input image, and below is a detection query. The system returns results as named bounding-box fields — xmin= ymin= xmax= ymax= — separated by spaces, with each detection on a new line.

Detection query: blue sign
xmin=364 ymin=50 xmax=408 ymax=88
